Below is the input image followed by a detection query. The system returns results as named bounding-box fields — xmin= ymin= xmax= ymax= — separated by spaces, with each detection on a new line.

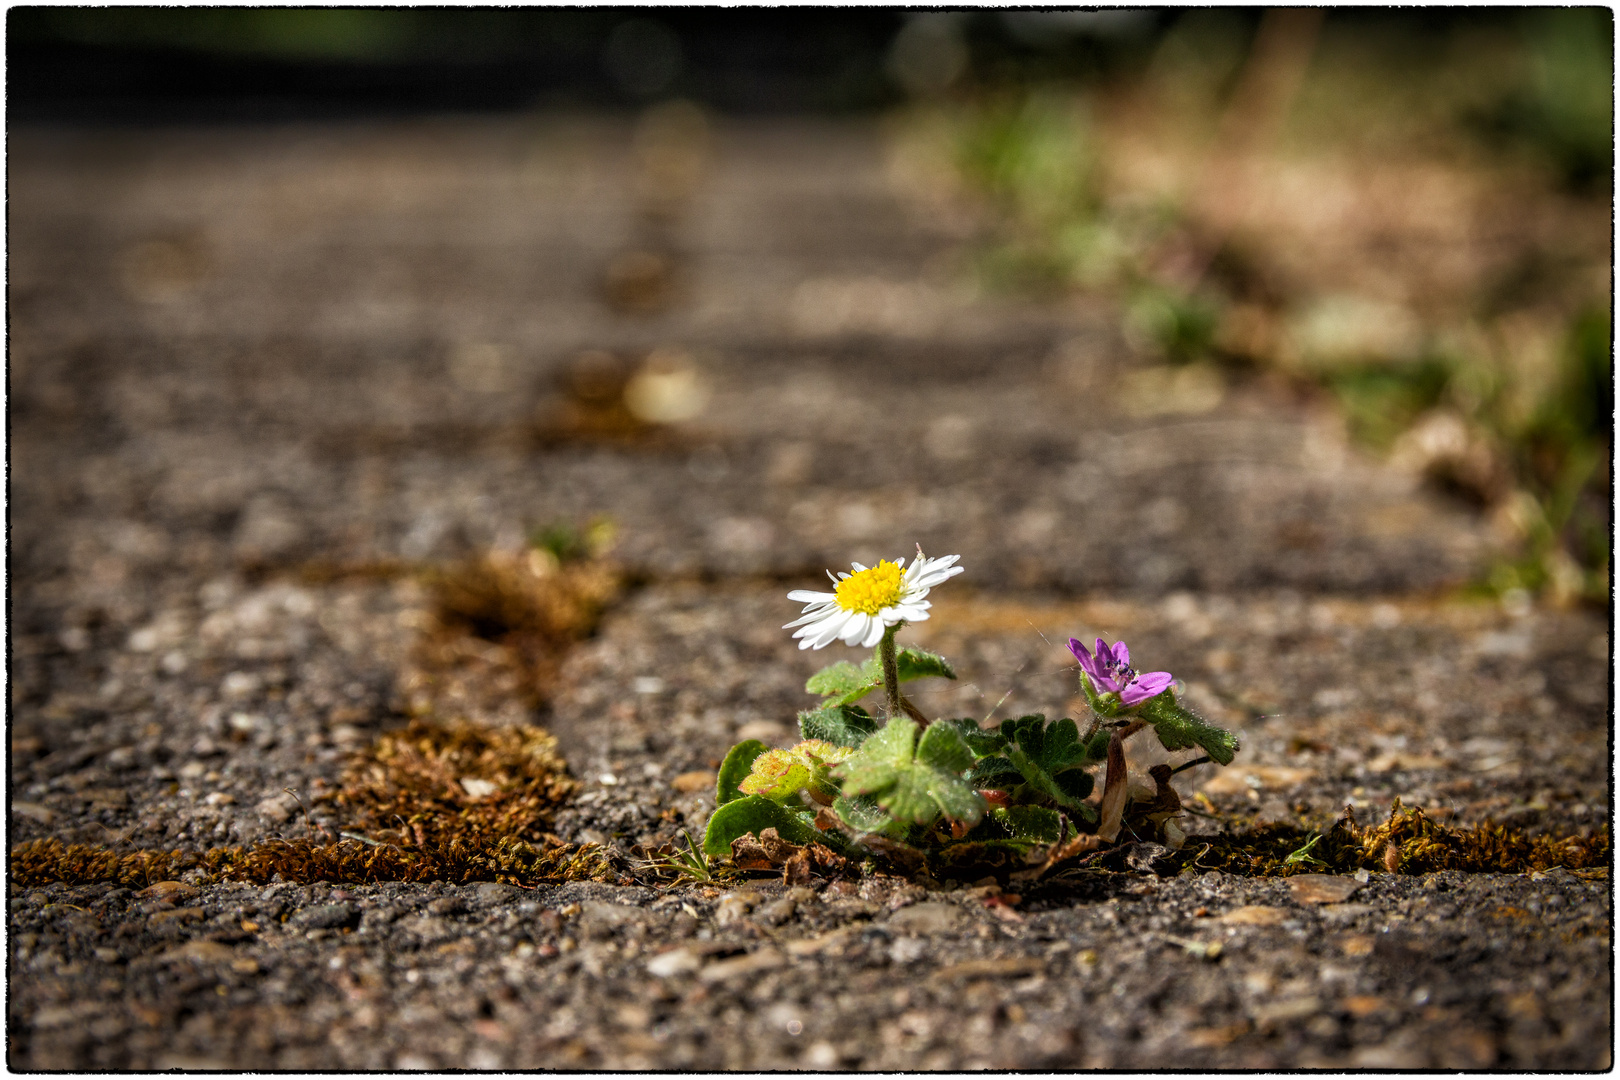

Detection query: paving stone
xmin=5 ymin=114 xmax=1606 ymax=1072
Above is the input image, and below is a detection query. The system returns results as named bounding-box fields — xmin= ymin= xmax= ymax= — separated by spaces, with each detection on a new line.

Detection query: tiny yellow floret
xmin=834 ymin=560 xmax=904 ymax=615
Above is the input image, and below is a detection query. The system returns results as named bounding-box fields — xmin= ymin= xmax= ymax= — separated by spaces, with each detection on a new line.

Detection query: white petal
xmin=912 ymin=562 xmax=963 ymax=589
xmin=810 ymin=613 xmax=850 ymax=650
xmin=893 ymin=602 xmax=930 ymax=621
xmin=784 ymin=600 xmax=838 ymax=627
xmin=787 ymin=590 xmax=835 ymax=603
xmin=840 ymin=612 xmax=872 ymax=646
xmin=860 ymin=617 xmax=886 ymax=648
xmin=849 ymin=562 xmax=867 ymax=572
xmin=793 ymin=609 xmax=841 ymax=643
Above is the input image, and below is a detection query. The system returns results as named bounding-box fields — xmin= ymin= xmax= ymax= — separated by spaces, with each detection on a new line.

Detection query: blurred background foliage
xmin=10 ymin=7 xmax=1611 ymax=605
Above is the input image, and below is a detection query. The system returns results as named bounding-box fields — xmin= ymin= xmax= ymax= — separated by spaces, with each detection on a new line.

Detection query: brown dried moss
xmin=403 ymin=550 xmax=622 ymax=722
xmin=11 ymin=720 xmax=615 ymax=890
xmin=1190 ymin=799 xmax=1610 ymax=877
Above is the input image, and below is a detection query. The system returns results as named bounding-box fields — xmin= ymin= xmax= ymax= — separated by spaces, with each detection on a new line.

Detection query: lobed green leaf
xmin=894 ymin=647 xmax=957 ymax=682
xmin=936 ymin=717 xmax=1007 ymax=757
xmin=916 ymin=721 xmax=975 ymax=774
xmin=833 ymin=717 xmax=985 ymax=827
xmin=1136 ymin=694 xmax=1240 ymax=765
xmin=805 ymin=661 xmax=873 ymax=703
xmin=805 ymin=649 xmax=957 ymax=708
xmin=798 ymin=704 xmax=880 ymax=749
xmin=966 ymin=755 xmax=1022 ymax=789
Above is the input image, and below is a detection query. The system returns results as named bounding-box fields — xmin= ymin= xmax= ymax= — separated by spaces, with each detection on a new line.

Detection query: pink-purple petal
xmin=1068 ymin=638 xmax=1111 ymax=688
xmin=1120 ymin=670 xmax=1174 ymax=706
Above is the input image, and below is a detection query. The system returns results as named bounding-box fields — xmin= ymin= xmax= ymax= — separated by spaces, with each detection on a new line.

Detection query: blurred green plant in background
xmin=902 ymin=9 xmax=1610 ymax=607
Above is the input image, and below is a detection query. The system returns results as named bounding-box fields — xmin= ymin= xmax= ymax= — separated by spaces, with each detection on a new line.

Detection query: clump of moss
xmin=404 ymin=544 xmax=622 ymax=722
xmin=10 ymin=720 xmax=615 ymax=890
xmin=10 ymin=834 xmax=612 ymax=891
xmin=1191 ymin=799 xmax=1610 ymax=877
xmin=332 ymin=719 xmax=577 ymax=854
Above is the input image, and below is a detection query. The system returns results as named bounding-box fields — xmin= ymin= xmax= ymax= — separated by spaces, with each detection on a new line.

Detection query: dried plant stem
xmin=1097 ymin=720 xmax=1146 ymax=843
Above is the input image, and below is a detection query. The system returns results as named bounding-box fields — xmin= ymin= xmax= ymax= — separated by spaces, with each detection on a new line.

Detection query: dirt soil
xmin=8 ymin=115 xmax=1611 ymax=1070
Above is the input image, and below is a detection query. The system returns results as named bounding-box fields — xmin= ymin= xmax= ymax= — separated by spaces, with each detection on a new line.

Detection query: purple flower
xmin=1068 ymin=637 xmax=1174 ymax=708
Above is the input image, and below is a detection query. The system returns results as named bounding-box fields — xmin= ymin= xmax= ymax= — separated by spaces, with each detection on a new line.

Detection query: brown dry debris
xmin=1193 ymin=799 xmax=1610 ymax=878
xmin=333 ymin=719 xmax=577 ymax=851
xmin=11 ymin=720 xmax=614 ymax=890
xmin=729 ymin=827 xmax=848 ymax=885
xmin=404 ymin=550 xmax=622 ymax=721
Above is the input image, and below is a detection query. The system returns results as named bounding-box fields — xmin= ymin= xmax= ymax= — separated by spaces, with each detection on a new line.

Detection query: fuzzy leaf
xmin=804 ymin=649 xmax=957 ymax=707
xmin=715 ymin=740 xmax=767 ymax=806
xmin=991 ymin=805 xmax=1067 ymax=843
xmin=805 ymin=661 xmax=873 ymax=703
xmin=1137 ymin=694 xmax=1240 ymax=765
xmin=798 ymin=704 xmax=880 ymax=749
xmin=831 ymin=794 xmax=907 ymax=838
xmin=894 ymin=647 xmax=957 ymax=682
xmin=997 ymin=715 xmax=1097 ymax=811
xmin=833 ymin=717 xmax=985 ymax=826
xmin=966 ymin=755 xmax=1023 ymax=789
xmin=737 ymin=740 xmax=852 ymax=802
xmin=736 ymin=748 xmax=812 ymax=802
xmin=702 ymin=795 xmax=826 ymax=857
xmin=915 ymin=721 xmax=975 ymax=774
xmin=937 ymin=717 xmax=1007 ymax=757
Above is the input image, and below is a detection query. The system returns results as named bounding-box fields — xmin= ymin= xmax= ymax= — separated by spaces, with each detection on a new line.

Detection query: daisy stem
xmin=879 ymin=625 xmax=902 ymax=723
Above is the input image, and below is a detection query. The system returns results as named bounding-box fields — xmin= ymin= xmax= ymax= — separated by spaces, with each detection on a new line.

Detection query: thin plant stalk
xmin=879 ymin=626 xmax=902 ymax=722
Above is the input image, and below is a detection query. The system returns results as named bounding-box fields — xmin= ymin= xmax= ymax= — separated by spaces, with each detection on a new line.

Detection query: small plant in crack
xmin=637 ymin=829 xmax=728 ymax=884
xmin=701 ymin=549 xmax=1243 ymax=882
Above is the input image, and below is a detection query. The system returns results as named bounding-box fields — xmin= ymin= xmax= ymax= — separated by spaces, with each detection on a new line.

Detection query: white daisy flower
xmin=784 ymin=551 xmax=963 ymax=650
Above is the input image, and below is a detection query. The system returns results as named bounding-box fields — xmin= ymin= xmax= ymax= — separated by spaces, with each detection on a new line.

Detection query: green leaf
xmin=1137 ymin=694 xmax=1240 ymax=765
xmin=1055 ymin=768 xmax=1095 ymax=803
xmin=805 ymin=649 xmax=956 ymax=707
xmin=894 ymin=647 xmax=957 ymax=682
xmin=701 ymin=795 xmax=827 ymax=858
xmin=833 ymin=717 xmax=985 ymax=826
xmin=916 ymin=722 xmax=974 ymax=774
xmin=966 ymin=755 xmax=1023 ymax=789
xmin=936 ymin=717 xmax=1007 ymax=757
xmin=997 ymin=715 xmax=1097 ymax=811
xmin=798 ymin=704 xmax=880 ymax=749
xmin=990 ymin=805 xmax=1067 ymax=843
xmin=831 ymin=794 xmax=907 ymax=838
xmin=805 ymin=661 xmax=873 ymax=702
xmin=715 ymin=740 xmax=767 ymax=806
xmin=736 ymin=747 xmax=812 ymax=802
xmin=1036 ymin=716 xmax=1088 ymax=772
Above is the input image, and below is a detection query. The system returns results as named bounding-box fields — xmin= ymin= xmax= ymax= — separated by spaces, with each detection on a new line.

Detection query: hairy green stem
xmin=879 ymin=626 xmax=902 ymax=722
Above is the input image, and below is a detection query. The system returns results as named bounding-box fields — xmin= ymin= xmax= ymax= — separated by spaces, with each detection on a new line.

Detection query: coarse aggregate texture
xmin=7 ymin=114 xmax=1610 ymax=1070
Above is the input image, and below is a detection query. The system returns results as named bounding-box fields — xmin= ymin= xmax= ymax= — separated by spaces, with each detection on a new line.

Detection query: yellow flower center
xmin=834 ymin=560 xmax=904 ymax=615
